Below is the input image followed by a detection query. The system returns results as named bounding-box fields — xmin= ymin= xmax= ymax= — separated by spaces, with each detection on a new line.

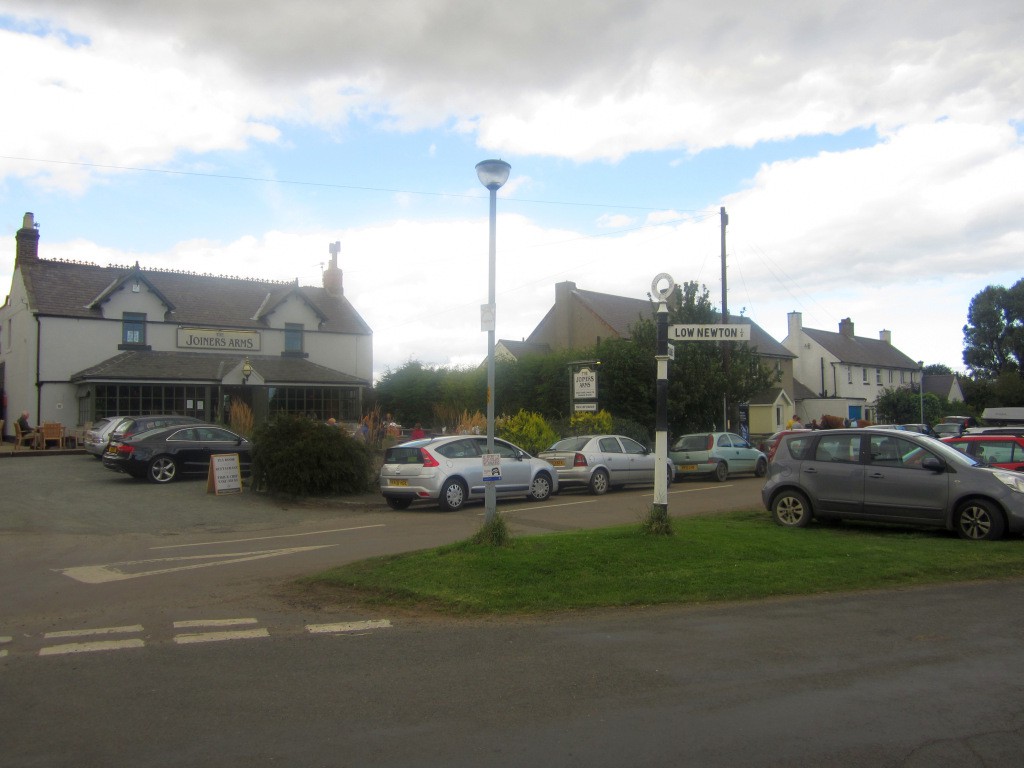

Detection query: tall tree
xmin=962 ymin=279 xmax=1024 ymax=378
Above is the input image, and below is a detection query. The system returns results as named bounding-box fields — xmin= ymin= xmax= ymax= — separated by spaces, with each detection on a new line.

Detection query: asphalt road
xmin=3 ymin=455 xmax=1024 ymax=767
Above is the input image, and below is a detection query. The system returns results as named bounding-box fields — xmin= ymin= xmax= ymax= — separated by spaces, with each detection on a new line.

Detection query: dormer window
xmin=122 ymin=312 xmax=146 ymax=345
xmin=285 ymin=323 xmax=304 ymax=353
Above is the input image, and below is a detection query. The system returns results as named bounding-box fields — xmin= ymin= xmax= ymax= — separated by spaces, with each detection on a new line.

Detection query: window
xmin=888 ymin=370 xmax=894 ymax=384
xmin=599 ymin=437 xmax=623 ymax=453
xmin=816 ymin=434 xmax=862 ymax=463
xmin=847 ymin=367 xmax=853 ymax=385
xmin=862 ymin=367 xmax=868 ymax=384
xmin=284 ymin=323 xmax=303 ymax=353
xmin=122 ymin=313 xmax=146 ymax=345
xmin=876 ymin=368 xmax=882 ymax=385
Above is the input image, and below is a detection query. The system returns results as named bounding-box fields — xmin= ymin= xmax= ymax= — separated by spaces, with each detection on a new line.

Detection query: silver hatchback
xmin=762 ymin=428 xmax=1024 ymax=540
xmin=379 ymin=435 xmax=558 ymax=511
xmin=538 ymin=434 xmax=674 ymax=494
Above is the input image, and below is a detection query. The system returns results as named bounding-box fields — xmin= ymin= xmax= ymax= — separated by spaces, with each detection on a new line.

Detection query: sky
xmin=1 ymin=0 xmax=1022 ymax=383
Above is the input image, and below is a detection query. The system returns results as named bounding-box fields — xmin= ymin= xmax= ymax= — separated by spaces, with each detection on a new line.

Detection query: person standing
xmin=410 ymin=423 xmax=426 ymax=439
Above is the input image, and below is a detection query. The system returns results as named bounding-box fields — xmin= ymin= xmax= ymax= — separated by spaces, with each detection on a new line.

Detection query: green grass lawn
xmin=302 ymin=510 xmax=1024 ymax=615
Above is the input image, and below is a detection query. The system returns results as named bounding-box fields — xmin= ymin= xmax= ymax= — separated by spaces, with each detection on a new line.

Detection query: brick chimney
xmin=839 ymin=318 xmax=855 ymax=339
xmin=322 ymin=241 xmax=343 ymax=297
xmin=15 ymin=212 xmax=39 ymax=268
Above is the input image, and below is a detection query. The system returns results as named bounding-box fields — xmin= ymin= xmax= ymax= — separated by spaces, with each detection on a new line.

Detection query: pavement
xmin=0 ymin=438 xmax=86 ymax=457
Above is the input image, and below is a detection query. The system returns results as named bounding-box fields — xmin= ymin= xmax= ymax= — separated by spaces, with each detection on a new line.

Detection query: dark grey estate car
xmin=762 ymin=428 xmax=1024 ymax=540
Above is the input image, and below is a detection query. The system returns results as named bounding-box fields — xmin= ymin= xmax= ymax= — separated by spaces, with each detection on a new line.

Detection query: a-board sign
xmin=207 ymin=453 xmax=243 ymax=495
xmin=669 ymin=324 xmax=751 ymax=341
xmin=482 ymin=453 xmax=501 ymax=482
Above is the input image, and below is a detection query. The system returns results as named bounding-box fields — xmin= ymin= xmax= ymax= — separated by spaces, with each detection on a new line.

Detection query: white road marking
xmin=306 ymin=619 xmax=392 ymax=634
xmin=56 ymin=544 xmax=336 ymax=583
xmin=173 ymin=618 xmax=258 ymax=629
xmin=174 ymin=628 xmax=269 ymax=644
xmin=39 ymin=639 xmax=145 ymax=656
xmin=44 ymin=624 xmax=144 ymax=639
xmin=0 ymin=635 xmax=10 ymax=658
xmin=150 ymin=524 xmax=386 ymax=550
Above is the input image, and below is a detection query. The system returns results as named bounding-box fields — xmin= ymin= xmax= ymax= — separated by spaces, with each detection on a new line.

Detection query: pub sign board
xmin=178 ymin=327 xmax=262 ymax=351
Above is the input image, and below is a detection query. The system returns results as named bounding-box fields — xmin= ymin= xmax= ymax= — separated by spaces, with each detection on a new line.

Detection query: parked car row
xmin=379 ymin=431 xmax=770 ymax=512
xmin=79 ymin=413 xmax=251 ymax=485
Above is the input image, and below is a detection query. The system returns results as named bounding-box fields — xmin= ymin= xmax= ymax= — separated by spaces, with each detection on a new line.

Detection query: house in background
xmin=784 ymin=311 xmax=921 ymax=424
xmin=506 ymin=280 xmax=796 ymax=435
xmin=494 ymin=339 xmax=551 ymax=363
xmin=0 ymin=213 xmax=372 ymax=438
xmin=924 ymin=373 xmax=964 ymax=403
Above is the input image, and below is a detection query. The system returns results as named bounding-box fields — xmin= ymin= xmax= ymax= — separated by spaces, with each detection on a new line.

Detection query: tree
xmin=962 ymin=279 xmax=1024 ymax=379
xmin=875 ymin=386 xmax=942 ymax=425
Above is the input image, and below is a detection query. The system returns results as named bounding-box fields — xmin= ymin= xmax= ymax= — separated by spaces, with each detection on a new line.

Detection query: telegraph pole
xmin=720 ymin=206 xmax=729 ymax=430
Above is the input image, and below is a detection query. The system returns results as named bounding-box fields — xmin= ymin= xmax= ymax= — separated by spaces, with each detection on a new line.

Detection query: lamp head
xmin=475 ymin=159 xmax=511 ymax=191
xmin=242 ymin=358 xmax=253 ymax=383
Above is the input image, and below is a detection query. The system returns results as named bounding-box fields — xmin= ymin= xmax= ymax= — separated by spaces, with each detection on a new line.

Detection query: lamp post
xmin=476 ymin=159 xmax=511 ymax=526
xmin=918 ymin=361 xmax=925 ymax=425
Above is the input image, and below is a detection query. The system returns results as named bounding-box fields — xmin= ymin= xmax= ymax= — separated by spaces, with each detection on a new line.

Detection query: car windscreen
xmin=384 ymin=446 xmax=425 ymax=465
xmin=672 ymin=434 xmax=710 ymax=451
xmin=548 ymin=437 xmax=590 ymax=451
xmin=926 ymin=438 xmax=982 ymax=466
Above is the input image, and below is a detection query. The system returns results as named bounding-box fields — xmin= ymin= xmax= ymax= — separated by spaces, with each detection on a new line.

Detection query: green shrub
xmin=496 ymin=410 xmax=559 ymax=455
xmin=569 ymin=409 xmax=614 ymax=435
xmin=252 ymin=415 xmax=375 ymax=496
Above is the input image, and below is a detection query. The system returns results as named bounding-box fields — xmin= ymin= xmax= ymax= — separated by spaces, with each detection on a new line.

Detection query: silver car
xmin=537 ymin=434 xmax=674 ymax=495
xmin=83 ymin=416 xmax=131 ymax=458
xmin=670 ymin=432 xmax=768 ymax=482
xmin=762 ymin=428 xmax=1024 ymax=540
xmin=379 ymin=435 xmax=558 ymax=511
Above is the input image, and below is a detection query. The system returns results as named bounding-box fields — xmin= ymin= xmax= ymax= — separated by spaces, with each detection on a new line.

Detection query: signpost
xmin=207 ymin=454 xmax=243 ymax=495
xmin=669 ymin=324 xmax=751 ymax=341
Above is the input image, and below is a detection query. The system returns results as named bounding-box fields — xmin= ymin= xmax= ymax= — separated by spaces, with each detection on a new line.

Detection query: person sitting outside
xmin=16 ymin=411 xmax=42 ymax=449
xmin=409 ymin=423 xmax=426 ymax=440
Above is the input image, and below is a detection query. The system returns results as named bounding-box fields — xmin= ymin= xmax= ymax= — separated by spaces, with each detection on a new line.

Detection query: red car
xmin=942 ymin=435 xmax=1024 ymax=472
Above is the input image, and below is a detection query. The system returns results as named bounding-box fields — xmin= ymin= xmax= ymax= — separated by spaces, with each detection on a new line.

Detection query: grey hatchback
xmin=762 ymin=428 xmax=1024 ymax=540
xmin=380 ymin=435 xmax=558 ymax=511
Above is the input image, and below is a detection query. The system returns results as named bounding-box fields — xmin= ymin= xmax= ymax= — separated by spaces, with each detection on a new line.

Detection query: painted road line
xmin=57 ymin=544 xmax=337 ymax=584
xmin=0 ymin=635 xmax=11 ymax=658
xmin=306 ymin=619 xmax=392 ymax=634
xmin=173 ymin=618 xmax=258 ymax=629
xmin=44 ymin=624 xmax=145 ymax=639
xmin=39 ymin=624 xmax=146 ymax=656
xmin=150 ymin=524 xmax=386 ymax=550
xmin=40 ymin=639 xmax=146 ymax=656
xmin=174 ymin=628 xmax=270 ymax=645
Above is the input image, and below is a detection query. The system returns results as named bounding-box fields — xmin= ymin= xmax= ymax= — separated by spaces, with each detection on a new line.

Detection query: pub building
xmin=0 ymin=213 xmax=372 ymax=439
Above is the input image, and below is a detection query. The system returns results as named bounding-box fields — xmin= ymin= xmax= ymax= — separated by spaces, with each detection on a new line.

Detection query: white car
xmin=380 ymin=435 xmax=558 ymax=511
xmin=538 ymin=434 xmax=673 ymax=494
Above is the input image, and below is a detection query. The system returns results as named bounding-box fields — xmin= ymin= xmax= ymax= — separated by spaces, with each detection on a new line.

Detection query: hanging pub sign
xmin=178 ymin=327 xmax=261 ymax=351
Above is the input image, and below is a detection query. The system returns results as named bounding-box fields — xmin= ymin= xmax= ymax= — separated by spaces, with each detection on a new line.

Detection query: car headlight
xmin=993 ymin=470 xmax=1024 ymax=494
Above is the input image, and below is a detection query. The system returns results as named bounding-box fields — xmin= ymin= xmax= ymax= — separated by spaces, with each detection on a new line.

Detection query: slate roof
xmin=19 ymin=258 xmax=371 ymax=336
xmin=804 ymin=327 xmax=918 ymax=369
xmin=496 ymin=339 xmax=552 ymax=359
xmin=72 ymin=350 xmax=369 ymax=386
xmin=538 ymin=285 xmax=793 ymax=358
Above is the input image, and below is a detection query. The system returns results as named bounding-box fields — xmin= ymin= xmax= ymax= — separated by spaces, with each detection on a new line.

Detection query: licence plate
xmin=550 ymin=459 xmax=565 ymax=467
xmin=389 ymin=479 xmax=409 ymax=487
xmin=676 ymin=464 xmax=697 ymax=471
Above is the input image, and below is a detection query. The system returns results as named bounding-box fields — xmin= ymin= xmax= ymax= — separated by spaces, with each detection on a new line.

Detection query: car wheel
xmin=588 ymin=468 xmax=610 ymax=495
xmin=955 ymin=499 xmax=1006 ymax=540
xmin=439 ymin=478 xmax=467 ymax=511
xmin=714 ymin=461 xmax=729 ymax=482
xmin=666 ymin=464 xmax=674 ymax=487
xmin=528 ymin=472 xmax=552 ymax=501
xmin=386 ymin=497 xmax=413 ymax=510
xmin=754 ymin=457 xmax=767 ymax=477
xmin=147 ymin=455 xmax=177 ymax=484
xmin=771 ymin=490 xmax=812 ymax=528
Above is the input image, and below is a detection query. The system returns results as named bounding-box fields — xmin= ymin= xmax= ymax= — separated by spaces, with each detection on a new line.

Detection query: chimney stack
xmin=15 ymin=212 xmax=39 ymax=267
xmin=322 ymin=241 xmax=343 ymax=297
xmin=839 ymin=318 xmax=855 ymax=339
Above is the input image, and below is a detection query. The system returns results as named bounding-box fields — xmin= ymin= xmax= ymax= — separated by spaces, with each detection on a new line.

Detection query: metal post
xmin=485 ymin=185 xmax=498 ymax=525
xmin=654 ymin=299 xmax=669 ymax=512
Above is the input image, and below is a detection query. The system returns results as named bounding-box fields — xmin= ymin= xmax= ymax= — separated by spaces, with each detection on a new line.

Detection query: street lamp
xmin=476 ymin=159 xmax=511 ymax=526
xmin=242 ymin=358 xmax=253 ymax=385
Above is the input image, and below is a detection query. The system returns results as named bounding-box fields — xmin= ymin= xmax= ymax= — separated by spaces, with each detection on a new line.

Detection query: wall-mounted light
xmin=242 ymin=358 xmax=253 ymax=385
